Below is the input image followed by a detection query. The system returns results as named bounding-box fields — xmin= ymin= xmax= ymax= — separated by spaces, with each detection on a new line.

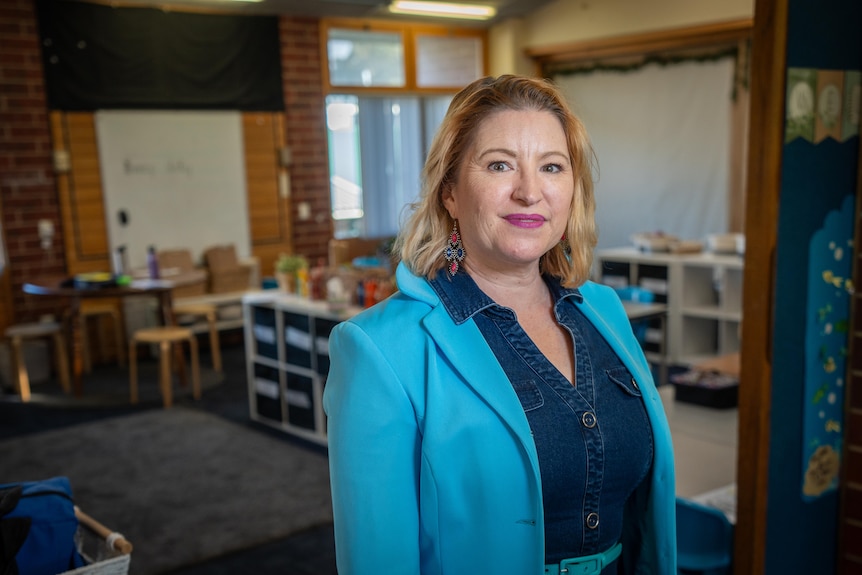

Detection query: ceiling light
xmin=389 ymin=1 xmax=496 ymax=20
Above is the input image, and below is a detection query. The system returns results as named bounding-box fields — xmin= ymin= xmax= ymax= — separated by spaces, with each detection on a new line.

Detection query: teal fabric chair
xmin=676 ymin=497 xmax=734 ymax=575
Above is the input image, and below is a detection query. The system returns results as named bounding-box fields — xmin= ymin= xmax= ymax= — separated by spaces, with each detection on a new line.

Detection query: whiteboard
xmin=96 ymin=110 xmax=250 ymax=271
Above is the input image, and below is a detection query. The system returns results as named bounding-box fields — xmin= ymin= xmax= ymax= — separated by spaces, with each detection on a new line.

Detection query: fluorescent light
xmin=389 ymin=1 xmax=496 ymax=20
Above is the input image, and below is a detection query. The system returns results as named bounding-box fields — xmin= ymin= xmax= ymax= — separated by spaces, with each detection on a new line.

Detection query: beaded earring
xmin=444 ymin=220 xmax=465 ymax=276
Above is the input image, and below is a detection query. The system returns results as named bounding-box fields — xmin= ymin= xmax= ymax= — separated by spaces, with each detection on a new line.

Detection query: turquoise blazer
xmin=324 ymin=263 xmax=676 ymax=574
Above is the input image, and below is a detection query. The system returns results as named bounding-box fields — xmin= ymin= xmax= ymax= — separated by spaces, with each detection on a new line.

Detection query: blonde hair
xmin=395 ymin=74 xmax=597 ymax=287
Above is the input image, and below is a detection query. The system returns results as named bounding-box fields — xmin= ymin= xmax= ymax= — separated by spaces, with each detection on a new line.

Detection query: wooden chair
xmin=80 ymin=301 xmax=125 ymax=373
xmin=129 ymin=326 xmax=200 ymax=408
xmin=173 ymin=303 xmax=222 ymax=373
xmin=4 ymin=321 xmax=71 ymax=402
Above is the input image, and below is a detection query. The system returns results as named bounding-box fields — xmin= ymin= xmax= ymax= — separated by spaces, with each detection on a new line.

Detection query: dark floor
xmin=0 ymin=330 xmax=337 ymax=575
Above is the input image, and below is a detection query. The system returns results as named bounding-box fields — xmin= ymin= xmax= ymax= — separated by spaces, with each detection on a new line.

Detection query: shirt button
xmin=582 ymin=411 xmax=597 ymax=428
xmin=631 ymin=377 xmax=639 ymax=390
xmin=586 ymin=512 xmax=600 ymax=529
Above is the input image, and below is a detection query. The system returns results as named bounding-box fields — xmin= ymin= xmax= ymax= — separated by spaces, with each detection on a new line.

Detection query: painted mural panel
xmin=802 ymin=195 xmax=854 ymax=499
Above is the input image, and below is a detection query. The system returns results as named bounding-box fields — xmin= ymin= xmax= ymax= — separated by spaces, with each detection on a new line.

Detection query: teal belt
xmin=544 ymin=542 xmax=622 ymax=575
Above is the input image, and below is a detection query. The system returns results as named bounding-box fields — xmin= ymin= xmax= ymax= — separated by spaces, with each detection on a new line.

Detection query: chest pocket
xmin=606 ymin=366 xmax=642 ymax=397
xmin=510 ymin=380 xmax=544 ymax=411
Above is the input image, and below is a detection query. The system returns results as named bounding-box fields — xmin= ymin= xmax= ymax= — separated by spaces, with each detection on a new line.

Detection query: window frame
xmin=319 ymin=18 xmax=488 ymax=95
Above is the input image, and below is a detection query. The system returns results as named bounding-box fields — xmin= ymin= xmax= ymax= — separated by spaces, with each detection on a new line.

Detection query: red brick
xmin=4 ymin=96 xmax=46 ymax=109
xmin=0 ymin=111 xmax=37 ymax=123
xmin=0 ymin=37 xmax=39 ymax=51
xmin=848 ymin=449 xmax=862 ymax=484
xmin=849 ymin=411 xmax=862 ymax=445
xmin=843 ymin=522 xmax=862 ymax=558
xmin=846 ymin=486 xmax=862 ymax=521
xmin=0 ymin=66 xmax=42 ymax=80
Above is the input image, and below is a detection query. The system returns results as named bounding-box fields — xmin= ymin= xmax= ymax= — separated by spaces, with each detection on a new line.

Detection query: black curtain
xmin=36 ymin=0 xmax=285 ymax=111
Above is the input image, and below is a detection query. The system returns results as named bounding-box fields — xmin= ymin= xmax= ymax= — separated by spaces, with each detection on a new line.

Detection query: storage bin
xmin=62 ymin=506 xmax=132 ymax=575
xmin=671 ymin=369 xmax=738 ymax=409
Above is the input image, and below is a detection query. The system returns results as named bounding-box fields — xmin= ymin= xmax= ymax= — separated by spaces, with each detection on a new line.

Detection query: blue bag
xmin=0 ymin=476 xmax=86 ymax=575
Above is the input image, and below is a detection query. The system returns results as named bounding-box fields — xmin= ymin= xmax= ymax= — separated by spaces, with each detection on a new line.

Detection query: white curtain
xmin=556 ymin=58 xmax=735 ymax=250
xmin=356 ymin=95 xmax=452 ymax=238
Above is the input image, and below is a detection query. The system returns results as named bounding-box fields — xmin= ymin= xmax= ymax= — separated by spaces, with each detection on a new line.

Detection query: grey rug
xmin=0 ymin=407 xmax=333 ymax=575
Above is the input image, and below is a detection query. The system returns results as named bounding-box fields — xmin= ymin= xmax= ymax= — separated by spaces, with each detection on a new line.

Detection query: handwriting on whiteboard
xmin=123 ymin=158 xmax=192 ymax=177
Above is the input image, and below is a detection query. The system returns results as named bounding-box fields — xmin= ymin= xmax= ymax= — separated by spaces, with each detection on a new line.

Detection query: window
xmin=327 ymin=28 xmax=405 ymax=88
xmin=415 ymin=34 xmax=483 ymax=88
xmin=321 ymin=19 xmax=485 ymax=238
xmin=321 ymin=19 xmax=487 ymax=92
xmin=326 ymin=94 xmax=452 ymax=238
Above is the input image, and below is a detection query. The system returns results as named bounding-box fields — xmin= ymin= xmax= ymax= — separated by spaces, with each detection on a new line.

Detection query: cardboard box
xmin=204 ymin=245 xmax=253 ymax=294
xmin=694 ymin=352 xmax=740 ymax=378
xmin=209 ymin=269 xmax=251 ymax=294
xmin=157 ymin=249 xmax=208 ymax=297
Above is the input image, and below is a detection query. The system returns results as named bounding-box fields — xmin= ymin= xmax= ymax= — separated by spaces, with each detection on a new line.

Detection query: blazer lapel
xmin=575 ymin=295 xmax=653 ymax=385
xmin=421 ymin=303 xmax=538 ymax=456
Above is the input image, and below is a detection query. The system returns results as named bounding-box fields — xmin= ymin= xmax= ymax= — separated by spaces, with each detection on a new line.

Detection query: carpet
xmin=0 ymin=406 xmax=334 ymax=575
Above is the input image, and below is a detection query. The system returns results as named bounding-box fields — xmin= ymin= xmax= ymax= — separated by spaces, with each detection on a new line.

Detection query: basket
xmin=60 ymin=507 xmax=133 ymax=575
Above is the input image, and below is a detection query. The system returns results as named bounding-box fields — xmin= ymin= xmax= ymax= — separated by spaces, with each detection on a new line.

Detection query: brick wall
xmin=0 ymin=4 xmax=333 ymax=324
xmin=279 ymin=17 xmax=332 ymax=264
xmin=839 ymin=183 xmax=862 ymax=573
xmin=0 ymin=0 xmax=67 ymax=323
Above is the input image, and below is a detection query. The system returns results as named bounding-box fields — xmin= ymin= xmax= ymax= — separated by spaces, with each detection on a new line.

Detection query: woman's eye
xmin=542 ymin=163 xmax=563 ymax=173
xmin=489 ymin=161 xmax=509 ymax=172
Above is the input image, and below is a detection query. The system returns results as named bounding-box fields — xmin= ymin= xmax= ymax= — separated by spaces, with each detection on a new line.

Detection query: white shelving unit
xmin=596 ymin=247 xmax=744 ymax=366
xmin=242 ymin=291 xmax=361 ymax=445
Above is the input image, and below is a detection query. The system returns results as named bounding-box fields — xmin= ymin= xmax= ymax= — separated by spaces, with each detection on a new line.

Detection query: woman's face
xmin=442 ymin=109 xmax=574 ymax=278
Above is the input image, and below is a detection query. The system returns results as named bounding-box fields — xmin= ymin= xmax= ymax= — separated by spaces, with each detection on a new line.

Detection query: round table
xmin=23 ymin=277 xmax=182 ymax=397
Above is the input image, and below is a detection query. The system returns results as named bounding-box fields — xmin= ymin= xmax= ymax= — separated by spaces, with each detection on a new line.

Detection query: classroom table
xmin=22 ymin=277 xmax=180 ymax=397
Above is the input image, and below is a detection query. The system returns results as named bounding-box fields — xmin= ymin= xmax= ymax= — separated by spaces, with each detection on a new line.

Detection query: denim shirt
xmin=429 ymin=269 xmax=653 ymax=569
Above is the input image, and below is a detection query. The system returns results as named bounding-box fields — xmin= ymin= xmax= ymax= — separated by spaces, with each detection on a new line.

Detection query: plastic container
xmin=146 ymin=246 xmax=160 ymax=279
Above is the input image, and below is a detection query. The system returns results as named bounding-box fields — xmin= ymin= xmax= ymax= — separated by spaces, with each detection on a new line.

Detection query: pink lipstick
xmin=504 ymin=214 xmax=545 ymax=229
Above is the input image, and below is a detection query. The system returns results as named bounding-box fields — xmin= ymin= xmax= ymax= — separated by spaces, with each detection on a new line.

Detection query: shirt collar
xmin=428 ymin=268 xmax=583 ymax=325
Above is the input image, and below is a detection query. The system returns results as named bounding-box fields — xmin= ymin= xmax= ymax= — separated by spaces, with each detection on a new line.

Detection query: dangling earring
xmin=444 ymin=220 xmax=465 ymax=276
xmin=560 ymin=232 xmax=570 ymax=254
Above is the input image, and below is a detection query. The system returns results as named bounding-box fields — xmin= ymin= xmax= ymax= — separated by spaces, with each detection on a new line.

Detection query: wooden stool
xmin=129 ymin=326 xmax=200 ymax=408
xmin=173 ymin=303 xmax=222 ymax=373
xmin=4 ymin=322 xmax=71 ymax=402
xmin=80 ymin=301 xmax=125 ymax=373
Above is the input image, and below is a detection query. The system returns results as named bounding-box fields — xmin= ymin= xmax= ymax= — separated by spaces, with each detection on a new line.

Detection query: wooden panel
xmin=243 ymin=112 xmax=293 ymax=278
xmin=839 ymin=100 xmax=862 ymax=575
xmin=728 ymin=41 xmax=751 ymax=234
xmin=843 ymin=521 xmax=862 ymax=561
xmin=51 ymin=111 xmax=111 ymax=275
xmin=735 ymin=0 xmax=788 ymax=574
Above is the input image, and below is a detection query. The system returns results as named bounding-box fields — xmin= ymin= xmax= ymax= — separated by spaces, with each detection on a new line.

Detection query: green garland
xmin=550 ymin=42 xmax=750 ymax=101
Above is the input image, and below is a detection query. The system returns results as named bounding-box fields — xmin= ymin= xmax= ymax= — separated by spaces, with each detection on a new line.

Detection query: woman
xmin=323 ymin=75 xmax=676 ymax=574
